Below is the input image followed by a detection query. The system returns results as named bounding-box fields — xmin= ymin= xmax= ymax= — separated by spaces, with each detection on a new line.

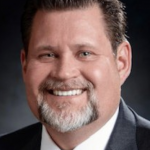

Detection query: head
xmin=21 ymin=0 xmax=131 ymax=133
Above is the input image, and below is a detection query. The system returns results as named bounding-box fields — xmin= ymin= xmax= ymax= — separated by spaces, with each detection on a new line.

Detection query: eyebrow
xmin=36 ymin=42 xmax=96 ymax=52
xmin=72 ymin=43 xmax=96 ymax=50
xmin=36 ymin=45 xmax=58 ymax=52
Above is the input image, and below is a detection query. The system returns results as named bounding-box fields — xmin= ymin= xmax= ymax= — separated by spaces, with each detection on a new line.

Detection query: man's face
xmin=21 ymin=5 xmax=130 ymax=132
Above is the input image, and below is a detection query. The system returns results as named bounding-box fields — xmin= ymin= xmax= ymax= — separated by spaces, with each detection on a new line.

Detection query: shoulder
xmin=0 ymin=122 xmax=42 ymax=150
xmin=131 ymin=109 xmax=150 ymax=149
xmin=115 ymin=100 xmax=150 ymax=150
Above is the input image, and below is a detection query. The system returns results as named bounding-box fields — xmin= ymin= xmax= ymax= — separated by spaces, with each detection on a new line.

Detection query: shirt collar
xmin=41 ymin=108 xmax=119 ymax=150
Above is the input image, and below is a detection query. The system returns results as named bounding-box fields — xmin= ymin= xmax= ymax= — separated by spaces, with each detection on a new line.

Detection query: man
xmin=0 ymin=0 xmax=150 ymax=149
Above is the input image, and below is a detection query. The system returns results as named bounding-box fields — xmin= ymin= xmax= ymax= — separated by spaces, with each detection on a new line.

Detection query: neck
xmin=44 ymin=119 xmax=105 ymax=150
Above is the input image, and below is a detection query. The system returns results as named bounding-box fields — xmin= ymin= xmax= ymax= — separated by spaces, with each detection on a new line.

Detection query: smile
xmin=52 ymin=89 xmax=83 ymax=96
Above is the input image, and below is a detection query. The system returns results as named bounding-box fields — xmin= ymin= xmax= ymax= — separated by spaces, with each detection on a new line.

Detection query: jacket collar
xmin=106 ymin=99 xmax=138 ymax=150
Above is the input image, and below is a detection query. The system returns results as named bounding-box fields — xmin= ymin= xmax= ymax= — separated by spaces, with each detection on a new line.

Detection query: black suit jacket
xmin=1 ymin=100 xmax=150 ymax=150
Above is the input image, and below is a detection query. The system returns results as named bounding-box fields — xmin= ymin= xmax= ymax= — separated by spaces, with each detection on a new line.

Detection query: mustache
xmin=39 ymin=78 xmax=94 ymax=91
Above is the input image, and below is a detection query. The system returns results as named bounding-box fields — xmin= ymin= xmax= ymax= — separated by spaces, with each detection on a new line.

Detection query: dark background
xmin=0 ymin=0 xmax=150 ymax=134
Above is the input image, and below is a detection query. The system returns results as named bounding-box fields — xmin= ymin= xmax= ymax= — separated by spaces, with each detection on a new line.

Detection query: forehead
xmin=29 ymin=4 xmax=111 ymax=52
xmin=31 ymin=4 xmax=106 ymax=33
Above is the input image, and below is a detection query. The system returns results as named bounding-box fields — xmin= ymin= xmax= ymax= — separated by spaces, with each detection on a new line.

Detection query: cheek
xmin=81 ymin=57 xmax=120 ymax=117
xmin=83 ymin=58 xmax=114 ymax=82
xmin=23 ymin=61 xmax=52 ymax=118
xmin=81 ymin=56 xmax=120 ymax=100
xmin=24 ymin=61 xmax=51 ymax=95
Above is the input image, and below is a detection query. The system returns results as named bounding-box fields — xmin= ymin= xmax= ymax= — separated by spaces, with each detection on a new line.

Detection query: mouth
xmin=48 ymin=89 xmax=85 ymax=96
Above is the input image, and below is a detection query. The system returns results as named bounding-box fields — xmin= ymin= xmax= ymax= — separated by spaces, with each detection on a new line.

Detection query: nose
xmin=50 ymin=56 xmax=80 ymax=81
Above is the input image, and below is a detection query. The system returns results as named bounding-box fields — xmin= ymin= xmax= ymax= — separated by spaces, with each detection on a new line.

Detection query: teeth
xmin=53 ymin=90 xmax=83 ymax=96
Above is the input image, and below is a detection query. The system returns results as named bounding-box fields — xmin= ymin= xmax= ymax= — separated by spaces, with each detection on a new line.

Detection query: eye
xmin=79 ymin=51 xmax=91 ymax=57
xmin=45 ymin=53 xmax=55 ymax=57
xmin=40 ymin=53 xmax=55 ymax=58
xmin=38 ymin=52 xmax=58 ymax=63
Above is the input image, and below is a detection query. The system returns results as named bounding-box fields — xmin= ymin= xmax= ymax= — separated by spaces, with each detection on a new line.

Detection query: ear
xmin=20 ymin=49 xmax=27 ymax=81
xmin=116 ymin=41 xmax=132 ymax=85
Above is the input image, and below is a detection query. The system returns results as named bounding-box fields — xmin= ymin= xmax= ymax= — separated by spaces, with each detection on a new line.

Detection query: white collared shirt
xmin=40 ymin=108 xmax=119 ymax=150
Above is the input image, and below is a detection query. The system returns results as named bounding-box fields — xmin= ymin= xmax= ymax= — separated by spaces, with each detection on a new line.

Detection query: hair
xmin=21 ymin=0 xmax=127 ymax=56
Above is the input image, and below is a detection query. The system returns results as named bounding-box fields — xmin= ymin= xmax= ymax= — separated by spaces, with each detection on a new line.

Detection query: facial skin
xmin=21 ymin=4 xmax=131 ymax=149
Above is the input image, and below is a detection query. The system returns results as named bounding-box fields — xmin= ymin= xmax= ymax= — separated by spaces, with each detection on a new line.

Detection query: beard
xmin=37 ymin=78 xmax=99 ymax=133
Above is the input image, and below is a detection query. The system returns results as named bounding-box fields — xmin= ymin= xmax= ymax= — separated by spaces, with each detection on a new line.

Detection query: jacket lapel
xmin=105 ymin=100 xmax=138 ymax=150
